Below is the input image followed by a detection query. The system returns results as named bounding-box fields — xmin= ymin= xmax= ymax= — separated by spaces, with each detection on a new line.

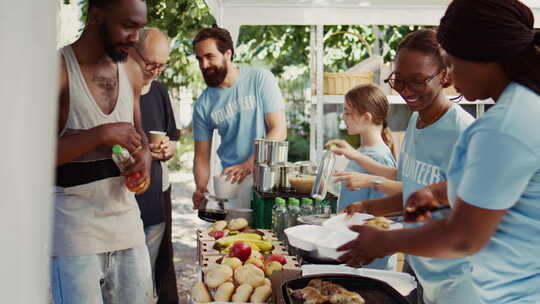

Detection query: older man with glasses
xmin=129 ymin=27 xmax=180 ymax=304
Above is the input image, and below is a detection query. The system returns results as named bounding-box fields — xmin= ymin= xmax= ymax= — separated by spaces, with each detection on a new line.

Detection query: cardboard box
xmin=270 ymin=268 xmax=303 ymax=304
xmin=202 ymin=254 xmax=300 ymax=272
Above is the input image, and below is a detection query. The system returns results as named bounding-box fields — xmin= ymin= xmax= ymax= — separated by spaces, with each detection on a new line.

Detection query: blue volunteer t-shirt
xmin=338 ymin=144 xmax=397 ymax=271
xmin=338 ymin=144 xmax=397 ymax=210
xmin=398 ymin=104 xmax=480 ymax=304
xmin=447 ymin=83 xmax=540 ymax=304
xmin=193 ymin=66 xmax=285 ymax=168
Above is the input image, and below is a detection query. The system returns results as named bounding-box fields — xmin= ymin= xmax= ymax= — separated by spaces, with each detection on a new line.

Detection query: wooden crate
xmin=201 ymin=254 xmax=300 ymax=272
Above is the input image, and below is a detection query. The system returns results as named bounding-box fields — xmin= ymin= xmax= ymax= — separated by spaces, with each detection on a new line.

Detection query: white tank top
xmin=53 ymin=45 xmax=144 ymax=257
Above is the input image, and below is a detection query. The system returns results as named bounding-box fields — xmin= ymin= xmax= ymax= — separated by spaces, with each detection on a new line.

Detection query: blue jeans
xmin=51 ymin=246 xmax=153 ymax=304
xmin=144 ymin=222 xmax=165 ymax=281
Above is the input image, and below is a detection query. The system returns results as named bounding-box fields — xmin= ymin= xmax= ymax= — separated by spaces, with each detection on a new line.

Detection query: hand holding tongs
xmin=391 ymin=205 xmax=451 ymax=223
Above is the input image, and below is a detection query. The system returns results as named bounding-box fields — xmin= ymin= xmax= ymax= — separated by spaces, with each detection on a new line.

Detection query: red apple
xmin=229 ymin=241 xmax=252 ymax=261
xmin=265 ymin=254 xmax=287 ymax=266
xmin=208 ymin=230 xmax=225 ymax=240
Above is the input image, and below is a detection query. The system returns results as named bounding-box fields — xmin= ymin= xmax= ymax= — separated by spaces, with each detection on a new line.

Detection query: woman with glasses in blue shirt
xmin=338 ymin=1 xmax=540 ymax=303
xmin=333 ymin=29 xmax=479 ymax=304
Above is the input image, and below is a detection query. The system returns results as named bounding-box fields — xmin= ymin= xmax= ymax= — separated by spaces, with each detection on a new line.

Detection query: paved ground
xmin=169 ymin=170 xmax=211 ymax=303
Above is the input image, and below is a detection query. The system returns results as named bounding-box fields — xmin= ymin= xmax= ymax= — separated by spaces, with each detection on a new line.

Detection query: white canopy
xmin=203 ymin=0 xmax=540 ymax=161
xmin=206 ymin=0 xmax=540 ymax=40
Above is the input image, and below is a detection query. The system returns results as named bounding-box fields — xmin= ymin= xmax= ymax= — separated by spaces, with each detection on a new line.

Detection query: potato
xmin=250 ymin=285 xmax=272 ymax=303
xmin=211 ymin=220 xmax=228 ymax=232
xmin=250 ymin=250 xmax=264 ymax=261
xmin=244 ymin=257 xmax=265 ymax=270
xmin=221 ymin=257 xmax=243 ymax=270
xmin=234 ymin=265 xmax=266 ymax=288
xmin=232 ymin=284 xmax=253 ymax=302
xmin=190 ymin=282 xmax=212 ymax=303
xmin=214 ymin=282 xmax=235 ymax=302
xmin=228 ymin=218 xmax=248 ymax=231
xmin=205 ymin=264 xmax=233 ymax=288
xmin=245 ymin=263 xmax=265 ymax=277
xmin=265 ymin=261 xmax=283 ymax=278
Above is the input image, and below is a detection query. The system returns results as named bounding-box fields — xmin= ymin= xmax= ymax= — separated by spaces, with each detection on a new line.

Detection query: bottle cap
xmin=112 ymin=145 xmax=123 ymax=155
xmin=301 ymin=198 xmax=313 ymax=205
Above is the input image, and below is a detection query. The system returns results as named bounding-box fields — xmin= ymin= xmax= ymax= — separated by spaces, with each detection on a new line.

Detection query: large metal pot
xmin=257 ymin=164 xmax=279 ymax=193
xmin=276 ymin=141 xmax=289 ymax=164
xmin=266 ymin=140 xmax=281 ymax=165
xmin=275 ymin=162 xmax=298 ymax=191
xmin=254 ymin=139 xmax=289 ymax=166
xmin=254 ymin=138 xmax=268 ymax=164
xmin=253 ymin=164 xmax=261 ymax=190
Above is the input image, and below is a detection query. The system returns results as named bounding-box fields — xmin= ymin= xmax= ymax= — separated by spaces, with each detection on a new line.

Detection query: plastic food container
xmin=316 ymin=229 xmax=358 ymax=261
xmin=284 ymin=225 xmax=327 ymax=251
xmin=322 ymin=213 xmax=374 ymax=231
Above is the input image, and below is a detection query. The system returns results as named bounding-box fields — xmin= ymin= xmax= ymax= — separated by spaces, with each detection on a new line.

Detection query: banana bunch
xmin=217 ymin=233 xmax=262 ymax=243
xmin=215 ymin=235 xmax=273 ymax=253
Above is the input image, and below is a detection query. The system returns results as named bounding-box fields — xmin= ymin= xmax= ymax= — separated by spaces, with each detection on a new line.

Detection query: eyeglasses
xmin=384 ymin=70 xmax=444 ymax=93
xmin=385 ymin=69 xmax=463 ymax=102
xmin=133 ymin=47 xmax=168 ymax=73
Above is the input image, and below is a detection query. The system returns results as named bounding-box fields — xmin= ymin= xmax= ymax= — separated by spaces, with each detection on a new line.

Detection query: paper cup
xmin=149 ymin=131 xmax=166 ymax=152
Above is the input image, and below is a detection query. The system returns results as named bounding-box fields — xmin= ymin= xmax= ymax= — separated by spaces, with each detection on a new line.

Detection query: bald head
xmin=133 ymin=28 xmax=171 ymax=85
xmin=139 ymin=28 xmax=171 ymax=55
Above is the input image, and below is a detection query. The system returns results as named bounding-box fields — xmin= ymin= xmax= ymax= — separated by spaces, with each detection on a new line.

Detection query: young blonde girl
xmin=334 ymin=84 xmax=399 ymax=210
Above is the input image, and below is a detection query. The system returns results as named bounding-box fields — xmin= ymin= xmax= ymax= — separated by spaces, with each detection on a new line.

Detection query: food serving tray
xmin=281 ymin=274 xmax=410 ymax=304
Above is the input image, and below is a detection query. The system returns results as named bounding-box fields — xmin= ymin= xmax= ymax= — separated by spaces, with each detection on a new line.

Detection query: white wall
xmin=0 ymin=1 xmax=57 ymax=303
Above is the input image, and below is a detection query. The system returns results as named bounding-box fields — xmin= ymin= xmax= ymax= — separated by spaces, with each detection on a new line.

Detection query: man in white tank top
xmin=54 ymin=0 xmax=153 ymax=303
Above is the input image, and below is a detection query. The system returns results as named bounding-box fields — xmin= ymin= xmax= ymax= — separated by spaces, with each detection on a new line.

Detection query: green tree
xmin=75 ymin=0 xmax=215 ymax=93
xmin=65 ymin=0 xmax=423 ymax=164
xmin=69 ymin=1 xmax=420 ymax=92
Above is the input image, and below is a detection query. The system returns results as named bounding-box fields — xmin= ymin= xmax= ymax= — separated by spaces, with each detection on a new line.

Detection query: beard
xmin=202 ymin=61 xmax=227 ymax=87
xmin=99 ymin=22 xmax=130 ymax=63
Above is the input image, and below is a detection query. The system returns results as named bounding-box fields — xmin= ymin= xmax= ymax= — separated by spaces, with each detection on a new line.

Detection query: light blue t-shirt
xmin=338 ymin=144 xmax=397 ymax=210
xmin=398 ymin=104 xmax=480 ymax=304
xmin=338 ymin=144 xmax=397 ymax=271
xmin=447 ymin=83 xmax=540 ymax=304
xmin=193 ymin=66 xmax=285 ymax=168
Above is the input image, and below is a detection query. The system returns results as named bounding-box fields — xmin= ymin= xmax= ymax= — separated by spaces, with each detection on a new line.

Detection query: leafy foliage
xmin=75 ymin=0 xmax=215 ymax=93
xmin=68 ymin=0 xmax=421 ymax=91
xmin=65 ymin=0 xmax=424 ymax=165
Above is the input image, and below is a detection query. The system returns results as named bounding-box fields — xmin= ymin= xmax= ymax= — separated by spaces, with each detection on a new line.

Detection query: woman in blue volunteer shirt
xmin=330 ymin=84 xmax=398 ymax=211
xmin=334 ymin=29 xmax=480 ymax=304
xmin=337 ymin=1 xmax=540 ymax=303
